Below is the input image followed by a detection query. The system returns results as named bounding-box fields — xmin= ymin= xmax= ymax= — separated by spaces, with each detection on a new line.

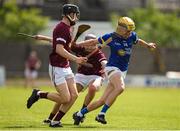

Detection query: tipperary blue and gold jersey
xmin=98 ymin=32 xmax=138 ymax=71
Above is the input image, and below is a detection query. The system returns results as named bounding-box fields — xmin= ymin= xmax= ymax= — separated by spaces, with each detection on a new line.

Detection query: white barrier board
xmin=125 ymin=75 xmax=180 ymax=87
xmin=0 ymin=66 xmax=5 ymax=86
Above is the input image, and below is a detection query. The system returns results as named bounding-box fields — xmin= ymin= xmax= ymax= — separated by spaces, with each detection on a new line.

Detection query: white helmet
xmin=84 ymin=34 xmax=97 ymax=40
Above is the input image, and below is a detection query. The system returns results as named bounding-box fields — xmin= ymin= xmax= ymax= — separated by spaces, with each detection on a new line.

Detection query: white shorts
xmin=75 ymin=73 xmax=103 ymax=91
xmin=105 ymin=66 xmax=127 ymax=80
xmin=49 ymin=64 xmax=74 ymax=86
xmin=24 ymin=69 xmax=38 ymax=79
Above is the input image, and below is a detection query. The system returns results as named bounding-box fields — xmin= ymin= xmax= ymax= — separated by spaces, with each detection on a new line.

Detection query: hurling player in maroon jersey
xmin=26 ymin=4 xmax=87 ymax=127
xmin=33 ymin=33 xmax=107 ymax=125
xmin=71 ymin=34 xmax=107 ymax=123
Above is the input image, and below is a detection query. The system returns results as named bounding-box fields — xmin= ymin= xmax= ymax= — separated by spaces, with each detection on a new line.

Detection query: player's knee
xmin=116 ymin=86 xmax=125 ymax=95
xmin=62 ymin=94 xmax=71 ymax=103
xmin=65 ymin=96 xmax=71 ymax=103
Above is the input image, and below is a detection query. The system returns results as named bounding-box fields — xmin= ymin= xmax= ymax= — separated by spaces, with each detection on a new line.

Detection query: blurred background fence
xmin=0 ymin=42 xmax=180 ymax=77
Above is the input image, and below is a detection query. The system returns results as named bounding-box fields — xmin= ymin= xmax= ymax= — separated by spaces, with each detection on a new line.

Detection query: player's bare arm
xmin=34 ymin=35 xmax=52 ymax=42
xmin=77 ymin=39 xmax=98 ymax=47
xmin=138 ymin=39 xmax=157 ymax=49
xmin=32 ymin=35 xmax=89 ymax=65
xmin=56 ymin=44 xmax=87 ymax=64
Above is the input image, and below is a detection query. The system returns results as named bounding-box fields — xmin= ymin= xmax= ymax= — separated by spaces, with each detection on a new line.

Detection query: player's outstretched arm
xmin=138 ymin=39 xmax=157 ymax=50
xmin=77 ymin=39 xmax=98 ymax=47
xmin=34 ymin=35 xmax=52 ymax=43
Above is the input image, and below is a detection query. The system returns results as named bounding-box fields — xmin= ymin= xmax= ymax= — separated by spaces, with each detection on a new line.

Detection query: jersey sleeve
xmin=96 ymin=51 xmax=107 ymax=62
xmin=131 ymin=32 xmax=139 ymax=45
xmin=98 ymin=33 xmax=112 ymax=47
xmin=53 ymin=26 xmax=68 ymax=47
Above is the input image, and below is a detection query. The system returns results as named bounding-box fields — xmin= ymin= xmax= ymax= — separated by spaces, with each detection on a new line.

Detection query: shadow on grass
xmin=2 ymin=125 xmax=47 ymax=129
xmin=62 ymin=123 xmax=102 ymax=129
xmin=2 ymin=123 xmax=105 ymax=129
xmin=3 ymin=125 xmax=35 ymax=129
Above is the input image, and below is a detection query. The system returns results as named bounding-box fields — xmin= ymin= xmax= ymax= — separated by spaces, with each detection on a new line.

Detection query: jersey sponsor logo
xmin=118 ymin=49 xmax=126 ymax=56
xmin=56 ymin=37 xmax=66 ymax=43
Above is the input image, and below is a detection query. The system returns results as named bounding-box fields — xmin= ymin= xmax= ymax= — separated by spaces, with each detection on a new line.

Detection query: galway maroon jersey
xmin=49 ymin=21 xmax=72 ymax=68
xmin=71 ymin=46 xmax=106 ymax=76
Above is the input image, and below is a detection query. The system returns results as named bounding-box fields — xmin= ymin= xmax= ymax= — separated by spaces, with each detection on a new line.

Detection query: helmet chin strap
xmin=66 ymin=15 xmax=76 ymax=26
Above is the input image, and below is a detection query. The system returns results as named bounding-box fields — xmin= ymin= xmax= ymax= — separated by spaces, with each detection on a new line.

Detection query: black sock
xmin=53 ymin=110 xmax=65 ymax=121
xmin=48 ymin=113 xmax=56 ymax=120
xmin=39 ymin=92 xmax=48 ymax=98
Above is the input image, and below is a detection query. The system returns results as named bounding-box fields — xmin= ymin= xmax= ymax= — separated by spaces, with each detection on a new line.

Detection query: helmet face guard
xmin=62 ymin=4 xmax=80 ymax=26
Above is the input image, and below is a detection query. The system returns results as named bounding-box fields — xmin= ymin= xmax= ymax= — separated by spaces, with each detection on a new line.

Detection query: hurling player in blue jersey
xmin=73 ymin=17 xmax=157 ymax=125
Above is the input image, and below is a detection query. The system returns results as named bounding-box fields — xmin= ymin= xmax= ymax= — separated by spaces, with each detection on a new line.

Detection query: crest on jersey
xmin=118 ymin=49 xmax=125 ymax=56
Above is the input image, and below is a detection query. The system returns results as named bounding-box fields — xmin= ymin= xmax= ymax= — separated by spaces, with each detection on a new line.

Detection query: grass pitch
xmin=0 ymin=85 xmax=180 ymax=130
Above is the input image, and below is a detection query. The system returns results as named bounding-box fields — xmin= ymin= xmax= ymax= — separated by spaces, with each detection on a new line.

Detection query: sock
xmin=38 ymin=91 xmax=48 ymax=98
xmin=81 ymin=104 xmax=87 ymax=110
xmin=78 ymin=107 xmax=88 ymax=116
xmin=48 ymin=113 xmax=56 ymax=120
xmin=99 ymin=104 xmax=109 ymax=115
xmin=53 ymin=110 xmax=65 ymax=121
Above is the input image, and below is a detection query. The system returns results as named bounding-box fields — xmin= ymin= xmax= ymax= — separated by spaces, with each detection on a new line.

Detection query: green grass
xmin=0 ymin=86 xmax=180 ymax=130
